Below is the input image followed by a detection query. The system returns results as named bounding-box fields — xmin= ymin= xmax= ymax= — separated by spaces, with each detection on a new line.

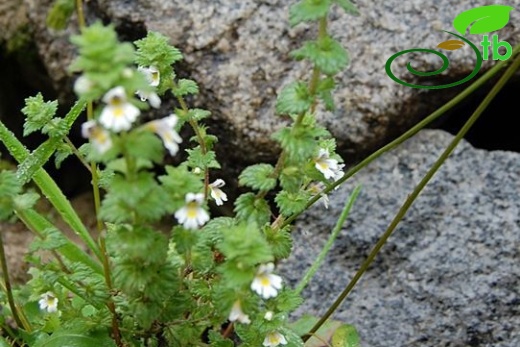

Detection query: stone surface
xmin=279 ymin=129 xmax=520 ymax=347
xmin=12 ymin=0 xmax=520 ymax=167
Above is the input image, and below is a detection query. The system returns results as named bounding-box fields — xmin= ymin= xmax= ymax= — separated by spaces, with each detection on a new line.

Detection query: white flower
xmin=136 ymin=90 xmax=161 ymax=108
xmin=73 ymin=75 xmax=93 ymax=95
xmin=193 ymin=167 xmax=202 ymax=175
xmin=99 ymin=86 xmax=140 ymax=132
xmin=138 ymin=66 xmax=160 ymax=87
xmin=333 ymin=163 xmax=345 ymax=182
xmin=146 ymin=114 xmax=183 ymax=156
xmin=38 ymin=291 xmax=58 ymax=313
xmin=81 ymin=120 xmax=113 ymax=154
xmin=263 ymin=331 xmax=287 ymax=347
xmin=264 ymin=311 xmax=274 ymax=321
xmin=228 ymin=300 xmax=251 ymax=324
xmin=314 ymin=148 xmax=339 ymax=180
xmin=174 ymin=193 xmax=209 ymax=229
xmin=209 ymin=179 xmax=228 ymax=206
xmin=308 ymin=182 xmax=329 ymax=209
xmin=251 ymin=263 xmax=283 ymax=299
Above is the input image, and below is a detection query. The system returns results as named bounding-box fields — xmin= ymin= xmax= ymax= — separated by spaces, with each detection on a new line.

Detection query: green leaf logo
xmin=453 ymin=5 xmax=514 ymax=35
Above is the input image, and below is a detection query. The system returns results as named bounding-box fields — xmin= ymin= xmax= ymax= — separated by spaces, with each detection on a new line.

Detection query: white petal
xmin=102 ymin=86 xmax=127 ymax=104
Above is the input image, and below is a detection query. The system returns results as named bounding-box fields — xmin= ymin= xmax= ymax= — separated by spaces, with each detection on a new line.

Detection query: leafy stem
xmin=174 ymin=84 xmax=210 ymax=200
xmin=303 ymin=40 xmax=520 ymax=342
xmin=280 ymin=41 xmax=520 ymax=230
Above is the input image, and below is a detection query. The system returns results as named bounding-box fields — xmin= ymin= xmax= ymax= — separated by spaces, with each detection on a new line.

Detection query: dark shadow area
xmin=430 ymin=76 xmax=520 ymax=153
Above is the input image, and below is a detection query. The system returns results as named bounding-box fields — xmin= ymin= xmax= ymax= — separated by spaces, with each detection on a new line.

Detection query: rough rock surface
xmin=10 ymin=0 xmax=520 ymax=166
xmin=278 ymin=129 xmax=520 ymax=347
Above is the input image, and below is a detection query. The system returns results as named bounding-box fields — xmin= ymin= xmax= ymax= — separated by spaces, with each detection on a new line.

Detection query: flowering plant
xmin=0 ymin=1 xmax=363 ymax=345
xmin=2 ymin=0 xmax=519 ymax=346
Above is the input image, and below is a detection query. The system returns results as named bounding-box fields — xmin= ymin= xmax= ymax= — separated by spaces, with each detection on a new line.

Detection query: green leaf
xmin=275 ymin=190 xmax=311 ymax=217
xmin=334 ymin=0 xmax=360 ymax=16
xmin=46 ymin=0 xmax=75 ymax=30
xmin=276 ymin=288 xmax=303 ymax=312
xmin=263 ymin=226 xmax=293 ymax=259
xmin=13 ymin=192 xmax=40 ymax=211
xmin=125 ymin=130 xmax=164 ymax=163
xmin=0 ymin=170 xmax=21 ymax=220
xmin=276 ymin=82 xmax=313 ymax=115
xmin=186 ymin=147 xmax=221 ymax=170
xmin=279 ymin=166 xmax=305 ymax=193
xmin=134 ymin=31 xmax=183 ymax=66
xmin=171 ymin=226 xmax=199 ymax=255
xmin=238 ymin=164 xmax=277 ymax=191
xmin=100 ymin=172 xmax=172 ymax=223
xmin=331 ymin=324 xmax=361 ymax=347
xmin=234 ymin=193 xmax=271 ymax=227
xmin=289 ymin=315 xmax=342 ymax=347
xmin=33 ymin=330 xmax=116 ymax=347
xmin=453 ymin=5 xmax=514 ymax=35
xmin=289 ymin=0 xmax=333 ymax=26
xmin=173 ymin=79 xmax=199 ymax=97
xmin=158 ymin=164 xmax=204 ymax=211
xmin=54 ymin=141 xmax=73 ymax=168
xmin=218 ymin=224 xmax=272 ymax=265
xmin=271 ymin=126 xmax=318 ymax=162
xmin=291 ymin=36 xmax=349 ymax=75
xmin=21 ymin=93 xmax=58 ymax=136
xmin=317 ymin=77 xmax=336 ymax=111
xmin=208 ymin=330 xmax=234 ymax=347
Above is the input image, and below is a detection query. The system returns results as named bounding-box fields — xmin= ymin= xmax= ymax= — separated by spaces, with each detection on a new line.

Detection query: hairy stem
xmin=295 ymin=185 xmax=360 ymax=295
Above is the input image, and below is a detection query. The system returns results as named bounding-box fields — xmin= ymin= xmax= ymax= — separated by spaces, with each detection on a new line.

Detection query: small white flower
xmin=99 ymin=86 xmax=140 ymax=132
xmin=228 ymin=300 xmax=251 ymax=324
xmin=73 ymin=75 xmax=94 ymax=95
xmin=146 ymin=114 xmax=183 ymax=156
xmin=138 ymin=66 xmax=160 ymax=87
xmin=38 ymin=291 xmax=58 ymax=313
xmin=333 ymin=163 xmax=345 ymax=182
xmin=263 ymin=331 xmax=287 ymax=347
xmin=264 ymin=311 xmax=274 ymax=321
xmin=193 ymin=167 xmax=202 ymax=175
xmin=308 ymin=182 xmax=329 ymax=209
xmin=174 ymin=193 xmax=209 ymax=229
xmin=209 ymin=179 xmax=228 ymax=206
xmin=314 ymin=148 xmax=339 ymax=180
xmin=136 ymin=90 xmax=161 ymax=108
xmin=251 ymin=263 xmax=283 ymax=299
xmin=81 ymin=120 xmax=113 ymax=154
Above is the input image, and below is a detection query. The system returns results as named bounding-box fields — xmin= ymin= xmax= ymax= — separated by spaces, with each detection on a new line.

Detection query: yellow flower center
xmin=112 ymin=106 xmax=124 ymax=118
xmin=259 ymin=275 xmax=271 ymax=286
xmin=186 ymin=203 xmax=199 ymax=218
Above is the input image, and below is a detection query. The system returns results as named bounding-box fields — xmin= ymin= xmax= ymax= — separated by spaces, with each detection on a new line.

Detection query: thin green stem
xmin=175 ymin=91 xmax=210 ymax=199
xmin=64 ymin=136 xmax=91 ymax=172
xmin=303 ymin=45 xmax=520 ymax=343
xmin=295 ymin=185 xmax=361 ymax=295
xmin=74 ymin=2 xmax=122 ymax=344
xmin=75 ymin=0 xmax=86 ymax=28
xmin=0 ymin=233 xmax=25 ymax=329
xmin=281 ymin=42 xmax=520 ymax=230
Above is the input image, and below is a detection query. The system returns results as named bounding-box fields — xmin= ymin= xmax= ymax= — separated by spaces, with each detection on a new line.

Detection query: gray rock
xmin=15 ymin=0 xmax=520 ymax=165
xmin=279 ymin=129 xmax=520 ymax=347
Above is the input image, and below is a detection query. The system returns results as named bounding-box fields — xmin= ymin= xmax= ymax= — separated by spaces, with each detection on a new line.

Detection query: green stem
xmin=281 ymin=42 xmax=520 ymax=230
xmin=0 ymin=232 xmax=25 ymax=330
xmin=175 ymin=91 xmax=210 ymax=199
xmin=295 ymin=185 xmax=361 ymax=295
xmin=303 ymin=44 xmax=520 ymax=343
xmin=64 ymin=136 xmax=91 ymax=172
